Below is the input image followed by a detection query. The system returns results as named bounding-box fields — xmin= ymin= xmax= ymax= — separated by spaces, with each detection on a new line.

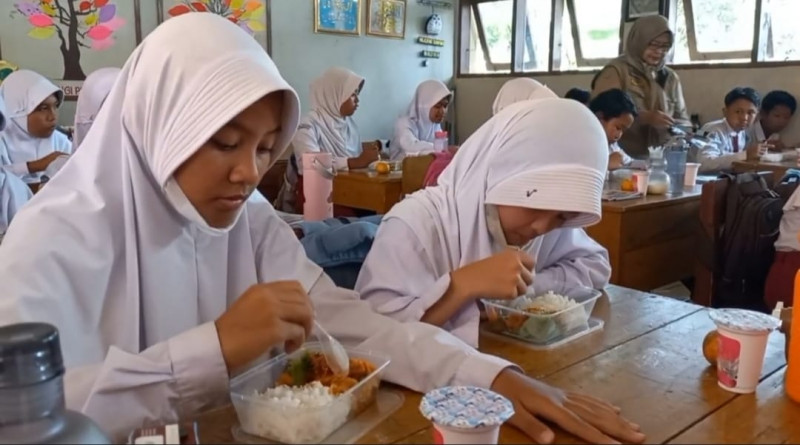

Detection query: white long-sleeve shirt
xmin=292 ymin=122 xmax=352 ymax=172
xmin=391 ymin=116 xmax=442 ymax=160
xmin=355 ymin=217 xmax=611 ymax=347
xmin=696 ymin=118 xmax=749 ymax=173
xmin=61 ymin=270 xmax=514 ymax=440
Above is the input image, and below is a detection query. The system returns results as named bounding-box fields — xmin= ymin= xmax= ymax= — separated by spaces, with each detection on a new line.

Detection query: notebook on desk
xmin=602 ymin=190 xmax=642 ymax=201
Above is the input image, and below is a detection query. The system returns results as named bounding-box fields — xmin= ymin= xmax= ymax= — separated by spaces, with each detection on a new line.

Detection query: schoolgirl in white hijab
xmin=492 ymin=78 xmax=557 ymax=115
xmin=0 ymin=96 xmax=33 ymax=237
xmin=0 ymin=13 xmax=634 ymax=443
xmin=0 ymin=69 xmax=72 ymax=184
xmin=292 ymin=67 xmax=380 ymax=172
xmin=357 ymin=98 xmax=611 ymax=347
xmin=391 ymin=79 xmax=452 ymax=160
xmin=73 ymin=67 xmax=121 ymax=149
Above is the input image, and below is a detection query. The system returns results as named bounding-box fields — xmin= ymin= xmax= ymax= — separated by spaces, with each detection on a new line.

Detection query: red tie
xmin=732 ymin=134 xmax=740 ymax=153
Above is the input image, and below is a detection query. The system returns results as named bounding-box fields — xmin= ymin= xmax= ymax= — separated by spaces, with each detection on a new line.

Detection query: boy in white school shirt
xmin=696 ymin=87 xmax=769 ymax=173
xmin=749 ymin=90 xmax=797 ymax=150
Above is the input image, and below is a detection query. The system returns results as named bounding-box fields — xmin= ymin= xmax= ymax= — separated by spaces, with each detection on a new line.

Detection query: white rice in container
xmin=237 ymin=381 xmax=351 ymax=444
xmin=514 ymin=291 xmax=578 ymax=314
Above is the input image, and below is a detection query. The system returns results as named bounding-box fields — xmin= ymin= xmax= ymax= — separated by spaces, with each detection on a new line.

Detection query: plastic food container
xmin=230 ymin=343 xmax=390 ymax=444
xmin=482 ymin=283 xmax=602 ymax=345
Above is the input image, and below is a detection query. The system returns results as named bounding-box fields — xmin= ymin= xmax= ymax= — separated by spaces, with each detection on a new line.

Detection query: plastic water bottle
xmin=0 ymin=323 xmax=111 ymax=444
xmin=433 ymin=131 xmax=448 ymax=153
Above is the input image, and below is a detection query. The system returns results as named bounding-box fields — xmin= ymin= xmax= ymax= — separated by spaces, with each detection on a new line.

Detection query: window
xmin=760 ymin=0 xmax=800 ymax=62
xmin=458 ymin=0 xmax=800 ymax=76
xmin=557 ymin=0 xmax=622 ymax=70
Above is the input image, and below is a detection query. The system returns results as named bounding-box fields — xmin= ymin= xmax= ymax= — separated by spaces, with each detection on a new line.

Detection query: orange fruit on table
xmin=375 ymin=161 xmax=390 ymax=174
xmin=620 ymin=178 xmax=635 ymax=191
xmin=703 ymin=329 xmax=719 ymax=366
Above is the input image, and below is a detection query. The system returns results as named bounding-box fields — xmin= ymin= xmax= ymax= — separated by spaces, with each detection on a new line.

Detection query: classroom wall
xmin=51 ymin=0 xmax=455 ymax=144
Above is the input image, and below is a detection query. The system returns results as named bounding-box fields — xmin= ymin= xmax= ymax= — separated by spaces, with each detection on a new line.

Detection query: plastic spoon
xmin=314 ymin=321 xmax=349 ymax=375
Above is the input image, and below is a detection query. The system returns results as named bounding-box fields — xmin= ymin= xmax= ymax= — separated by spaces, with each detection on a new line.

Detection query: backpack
xmin=716 ymin=172 xmax=783 ymax=311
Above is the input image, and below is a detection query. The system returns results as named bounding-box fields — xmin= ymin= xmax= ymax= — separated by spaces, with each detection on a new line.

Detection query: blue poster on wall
xmin=315 ymin=0 xmax=361 ymax=36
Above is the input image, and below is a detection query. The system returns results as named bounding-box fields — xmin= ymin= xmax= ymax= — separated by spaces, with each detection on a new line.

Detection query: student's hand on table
xmin=746 ymin=141 xmax=771 ymax=160
xmin=348 ymin=146 xmax=380 ymax=169
xmin=491 ymin=369 xmax=646 ymax=444
xmin=608 ymin=152 xmax=624 ymax=170
xmin=768 ymin=139 xmax=786 ymax=151
xmin=450 ymin=248 xmax=534 ymax=302
xmin=447 ymin=145 xmax=459 ymax=155
xmin=215 ymin=281 xmax=313 ymax=374
xmin=27 ymin=151 xmax=65 ymax=173
xmin=640 ymin=110 xmax=674 ymax=129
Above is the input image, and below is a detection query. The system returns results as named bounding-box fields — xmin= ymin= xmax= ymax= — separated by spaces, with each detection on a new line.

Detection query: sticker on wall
xmin=420 ymin=50 xmax=439 ymax=58
xmin=157 ymin=0 xmax=271 ymax=53
xmin=1 ymin=0 xmax=143 ymax=99
xmin=416 ymin=36 xmax=444 ymax=46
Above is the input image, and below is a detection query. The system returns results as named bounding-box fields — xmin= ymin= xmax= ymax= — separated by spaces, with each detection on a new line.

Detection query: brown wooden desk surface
xmin=332 ymin=170 xmax=402 ymax=214
xmin=587 ymin=187 xmax=701 ymax=291
xmin=197 ymin=285 xmax=793 ymax=444
xmin=668 ymin=368 xmax=799 ymax=444
xmin=733 ymin=159 xmax=796 ymax=178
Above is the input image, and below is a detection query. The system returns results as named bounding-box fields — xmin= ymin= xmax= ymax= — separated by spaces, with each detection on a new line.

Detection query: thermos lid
xmin=0 ymin=323 xmax=64 ymax=388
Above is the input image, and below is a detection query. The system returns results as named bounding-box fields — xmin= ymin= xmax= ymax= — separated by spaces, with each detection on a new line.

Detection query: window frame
xmin=457 ymin=0 xmax=800 ymax=78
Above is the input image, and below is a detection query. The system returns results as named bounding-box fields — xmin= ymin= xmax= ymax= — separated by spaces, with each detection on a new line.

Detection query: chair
xmin=401 ymin=154 xmax=434 ymax=197
xmin=692 ymin=171 xmax=774 ymax=307
xmin=257 ymin=159 xmax=288 ymax=203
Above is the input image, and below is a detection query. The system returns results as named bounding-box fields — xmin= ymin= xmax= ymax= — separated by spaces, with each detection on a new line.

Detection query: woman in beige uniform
xmin=592 ymin=15 xmax=690 ymax=158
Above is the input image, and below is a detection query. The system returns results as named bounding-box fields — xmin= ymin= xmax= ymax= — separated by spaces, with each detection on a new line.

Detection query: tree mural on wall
xmin=13 ymin=0 xmax=125 ymax=80
xmin=166 ymin=0 xmax=267 ymax=37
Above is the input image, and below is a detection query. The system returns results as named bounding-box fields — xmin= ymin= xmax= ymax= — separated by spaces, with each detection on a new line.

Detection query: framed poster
xmin=157 ymin=0 xmax=271 ymax=54
xmin=624 ymin=0 xmax=669 ymax=21
xmin=366 ymin=0 xmax=406 ymax=39
xmin=0 ymin=0 xmax=144 ymax=100
xmin=314 ymin=0 xmax=361 ymax=36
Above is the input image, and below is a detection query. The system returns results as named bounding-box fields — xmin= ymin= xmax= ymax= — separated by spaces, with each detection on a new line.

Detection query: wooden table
xmin=332 ymin=170 xmax=402 ymax=214
xmin=733 ymin=159 xmax=796 ymax=179
xmin=587 ymin=187 xmax=702 ymax=291
xmin=197 ymin=285 xmax=795 ymax=444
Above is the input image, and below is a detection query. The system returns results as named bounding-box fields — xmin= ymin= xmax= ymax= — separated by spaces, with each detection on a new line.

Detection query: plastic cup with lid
xmin=419 ymin=386 xmax=514 ymax=444
xmin=709 ymin=309 xmax=781 ymax=394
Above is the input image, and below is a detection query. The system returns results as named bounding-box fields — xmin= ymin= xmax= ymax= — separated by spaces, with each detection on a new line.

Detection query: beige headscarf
xmin=624 ymin=15 xmax=673 ymax=75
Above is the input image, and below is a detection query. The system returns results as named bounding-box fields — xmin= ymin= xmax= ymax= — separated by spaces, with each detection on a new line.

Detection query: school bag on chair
xmin=716 ymin=172 xmax=783 ymax=311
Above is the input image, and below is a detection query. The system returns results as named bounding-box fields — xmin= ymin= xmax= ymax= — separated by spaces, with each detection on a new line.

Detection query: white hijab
xmin=0 ymin=69 xmax=72 ymax=182
xmin=0 ymin=13 xmax=312 ymax=367
xmin=296 ymin=67 xmax=363 ymax=160
xmin=386 ymin=98 xmax=607 ymax=272
xmin=401 ymin=79 xmax=451 ymax=142
xmin=0 ymin=98 xmax=32 ymax=234
xmin=492 ymin=78 xmax=557 ymax=115
xmin=73 ymin=67 xmax=121 ymax=149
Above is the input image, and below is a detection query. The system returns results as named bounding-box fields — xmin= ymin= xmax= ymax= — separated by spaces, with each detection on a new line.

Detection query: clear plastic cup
xmin=420 ymin=386 xmax=513 ymax=445
xmin=684 ymin=163 xmax=700 ymax=187
xmin=709 ymin=309 xmax=780 ymax=394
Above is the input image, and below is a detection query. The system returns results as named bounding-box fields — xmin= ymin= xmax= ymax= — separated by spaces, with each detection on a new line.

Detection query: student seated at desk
xmin=390 ymin=79 xmax=456 ymax=160
xmin=293 ymin=67 xmax=381 ymax=173
xmin=765 ymin=176 xmax=800 ymax=308
xmin=565 ymin=87 xmax=590 ymax=106
xmin=73 ymin=67 xmax=121 ymax=149
xmin=0 ymin=70 xmax=72 ymax=184
xmin=0 ymin=97 xmax=32 ymax=238
xmin=749 ymin=90 xmax=797 ymax=150
xmin=492 ymin=78 xmax=556 ymax=115
xmin=356 ymin=98 xmax=611 ymax=349
xmin=0 ymin=15 xmax=644 ymax=445
xmin=588 ymin=88 xmax=645 ymax=170
xmin=696 ymin=87 xmax=769 ymax=173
